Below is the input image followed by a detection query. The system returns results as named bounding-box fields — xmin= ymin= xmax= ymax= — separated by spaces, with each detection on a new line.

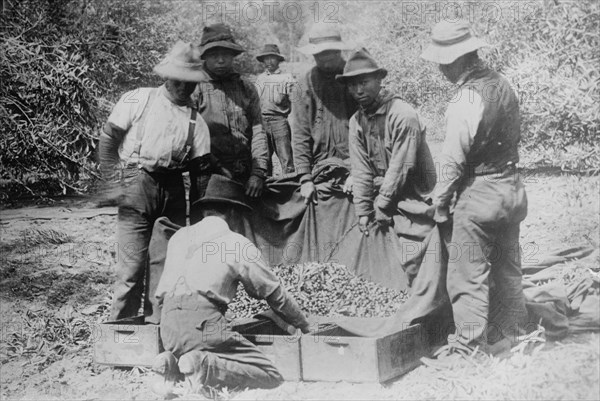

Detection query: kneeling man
xmin=151 ymin=175 xmax=310 ymax=394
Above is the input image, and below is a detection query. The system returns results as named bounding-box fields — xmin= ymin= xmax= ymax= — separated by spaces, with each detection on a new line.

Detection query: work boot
xmin=178 ymin=350 xmax=208 ymax=396
xmin=151 ymin=351 xmax=180 ymax=397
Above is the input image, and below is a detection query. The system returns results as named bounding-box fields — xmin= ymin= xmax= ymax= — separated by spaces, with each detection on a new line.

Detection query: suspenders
xmin=131 ymin=88 xmax=197 ymax=170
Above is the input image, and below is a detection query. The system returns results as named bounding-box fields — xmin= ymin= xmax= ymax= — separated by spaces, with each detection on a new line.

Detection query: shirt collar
xmin=191 ymin=216 xmax=231 ymax=240
xmin=266 ymin=68 xmax=282 ymax=75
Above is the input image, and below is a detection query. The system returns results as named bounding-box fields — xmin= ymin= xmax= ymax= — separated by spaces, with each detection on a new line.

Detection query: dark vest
xmin=462 ymin=68 xmax=521 ymax=175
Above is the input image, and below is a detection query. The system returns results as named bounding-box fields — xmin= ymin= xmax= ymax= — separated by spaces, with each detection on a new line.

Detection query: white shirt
xmin=108 ymin=85 xmax=210 ymax=169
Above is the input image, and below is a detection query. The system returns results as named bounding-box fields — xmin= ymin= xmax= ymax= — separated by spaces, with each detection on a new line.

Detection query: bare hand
xmin=358 ymin=215 xmax=370 ymax=236
xmin=300 ymin=181 xmax=317 ymax=205
xmin=343 ymin=176 xmax=354 ymax=194
xmin=374 ymin=206 xmax=393 ymax=228
xmin=245 ymin=175 xmax=264 ymax=198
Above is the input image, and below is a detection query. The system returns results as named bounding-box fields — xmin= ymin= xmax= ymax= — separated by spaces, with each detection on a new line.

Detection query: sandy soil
xmin=0 ymin=173 xmax=598 ymax=400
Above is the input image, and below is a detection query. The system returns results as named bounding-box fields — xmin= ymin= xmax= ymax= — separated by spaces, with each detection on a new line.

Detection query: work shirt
xmin=291 ymin=64 xmax=358 ymax=178
xmin=349 ymin=89 xmax=436 ymax=217
xmin=107 ymin=85 xmax=210 ymax=170
xmin=194 ymin=69 xmax=269 ymax=179
xmin=155 ymin=216 xmax=283 ymax=307
xmin=254 ymin=69 xmax=297 ymax=117
xmin=434 ymin=67 xmax=521 ymax=208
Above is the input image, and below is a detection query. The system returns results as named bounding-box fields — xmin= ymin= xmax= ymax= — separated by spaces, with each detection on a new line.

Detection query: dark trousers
xmin=161 ymin=293 xmax=283 ymax=389
xmin=264 ymin=115 xmax=294 ymax=175
xmin=446 ymin=170 xmax=529 ymax=347
xmin=109 ymin=168 xmax=186 ymax=321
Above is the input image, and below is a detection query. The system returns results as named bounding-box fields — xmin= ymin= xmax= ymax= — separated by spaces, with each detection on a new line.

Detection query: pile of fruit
xmin=227 ymin=262 xmax=408 ymax=318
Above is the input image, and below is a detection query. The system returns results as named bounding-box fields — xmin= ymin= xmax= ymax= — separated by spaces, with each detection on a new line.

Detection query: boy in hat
xmin=254 ymin=44 xmax=297 ymax=175
xmin=336 ymin=48 xmax=436 ymax=241
xmin=151 ymin=175 xmax=310 ymax=395
xmin=420 ymin=20 xmax=529 ymax=364
xmin=99 ymin=41 xmax=217 ymax=322
xmin=292 ymin=24 xmax=358 ymax=204
xmin=191 ymin=23 xmax=269 ymax=223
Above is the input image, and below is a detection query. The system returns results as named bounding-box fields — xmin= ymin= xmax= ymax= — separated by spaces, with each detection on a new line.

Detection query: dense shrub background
xmin=1 ymin=0 xmax=598 ymax=199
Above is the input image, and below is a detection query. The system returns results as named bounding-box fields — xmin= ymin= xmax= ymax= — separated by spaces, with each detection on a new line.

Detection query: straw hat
xmin=297 ymin=24 xmax=353 ymax=55
xmin=256 ymin=44 xmax=285 ymax=62
xmin=335 ymin=48 xmax=387 ymax=83
xmin=199 ymin=23 xmax=244 ymax=57
xmin=192 ymin=175 xmax=252 ymax=210
xmin=420 ymin=20 xmax=489 ymax=65
xmin=153 ymin=41 xmax=205 ymax=82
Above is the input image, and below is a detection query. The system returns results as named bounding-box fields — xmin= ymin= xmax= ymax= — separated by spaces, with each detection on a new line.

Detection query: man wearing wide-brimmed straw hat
xmin=336 ymin=48 xmax=436 ymax=245
xmin=420 ymin=20 xmax=529 ymax=366
xmin=291 ymin=23 xmax=358 ymax=205
xmin=149 ymin=174 xmax=310 ymax=396
xmin=190 ymin=23 xmax=269 ymax=223
xmin=254 ymin=44 xmax=297 ymax=175
xmin=99 ymin=41 xmax=219 ymax=322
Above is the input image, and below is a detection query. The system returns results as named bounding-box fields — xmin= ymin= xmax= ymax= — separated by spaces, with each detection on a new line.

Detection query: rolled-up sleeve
xmin=433 ymin=88 xmax=484 ymax=207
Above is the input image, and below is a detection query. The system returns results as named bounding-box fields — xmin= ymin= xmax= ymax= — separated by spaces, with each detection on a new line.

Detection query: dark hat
xmin=153 ymin=41 xmax=205 ymax=82
xmin=192 ymin=175 xmax=252 ymax=210
xmin=199 ymin=23 xmax=245 ymax=57
xmin=256 ymin=44 xmax=285 ymax=62
xmin=335 ymin=48 xmax=387 ymax=83
xmin=420 ymin=20 xmax=489 ymax=65
xmin=297 ymin=24 xmax=354 ymax=55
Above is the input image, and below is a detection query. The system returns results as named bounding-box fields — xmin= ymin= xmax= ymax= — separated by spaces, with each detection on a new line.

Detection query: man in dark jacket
xmin=337 ymin=48 xmax=436 ymax=243
xmin=291 ymin=24 xmax=358 ymax=204
xmin=420 ymin=20 xmax=529 ymax=365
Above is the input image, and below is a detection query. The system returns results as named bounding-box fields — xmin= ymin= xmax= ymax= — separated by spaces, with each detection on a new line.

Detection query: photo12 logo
xmin=199 ymin=1 xmax=340 ymax=24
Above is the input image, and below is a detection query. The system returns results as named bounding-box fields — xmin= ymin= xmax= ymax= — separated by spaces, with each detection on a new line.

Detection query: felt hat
xmin=153 ymin=41 xmax=205 ymax=82
xmin=192 ymin=175 xmax=252 ymax=210
xmin=335 ymin=47 xmax=387 ymax=83
xmin=297 ymin=24 xmax=353 ymax=55
xmin=199 ymin=23 xmax=245 ymax=57
xmin=420 ymin=20 xmax=489 ymax=65
xmin=256 ymin=44 xmax=285 ymax=62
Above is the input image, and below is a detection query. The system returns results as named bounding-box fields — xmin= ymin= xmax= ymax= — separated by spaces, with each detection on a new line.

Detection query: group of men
xmin=99 ymin=20 xmax=529 ymax=394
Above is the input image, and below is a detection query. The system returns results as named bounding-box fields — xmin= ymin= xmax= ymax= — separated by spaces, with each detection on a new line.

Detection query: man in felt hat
xmin=420 ymin=20 xmax=529 ymax=365
xmin=336 ymin=48 xmax=436 ymax=244
xmin=150 ymin=174 xmax=310 ymax=395
xmin=292 ymin=23 xmax=358 ymax=204
xmin=254 ymin=44 xmax=297 ymax=175
xmin=191 ymin=23 xmax=269 ymax=223
xmin=99 ymin=41 xmax=220 ymax=322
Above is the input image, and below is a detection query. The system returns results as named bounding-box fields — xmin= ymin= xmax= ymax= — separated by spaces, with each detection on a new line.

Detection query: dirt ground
xmin=1 ymin=172 xmax=599 ymax=400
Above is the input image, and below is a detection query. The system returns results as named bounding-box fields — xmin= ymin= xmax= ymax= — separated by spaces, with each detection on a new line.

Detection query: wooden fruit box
xmin=300 ymin=322 xmax=427 ymax=383
xmin=231 ymin=318 xmax=302 ymax=381
xmin=93 ymin=316 xmax=162 ymax=367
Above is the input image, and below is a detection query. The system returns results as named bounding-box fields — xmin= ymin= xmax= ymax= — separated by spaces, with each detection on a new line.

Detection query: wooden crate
xmin=93 ymin=316 xmax=162 ymax=367
xmin=300 ymin=322 xmax=427 ymax=383
xmin=231 ymin=318 xmax=302 ymax=381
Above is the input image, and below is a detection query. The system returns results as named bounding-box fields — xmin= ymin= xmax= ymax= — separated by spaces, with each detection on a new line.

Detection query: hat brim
xmin=297 ymin=41 xmax=354 ymax=55
xmin=420 ymin=37 xmax=489 ymax=64
xmin=200 ymin=41 xmax=245 ymax=57
xmin=256 ymin=52 xmax=285 ymax=62
xmin=335 ymin=68 xmax=388 ymax=83
xmin=153 ymin=64 xmax=207 ymax=82
xmin=192 ymin=197 xmax=252 ymax=211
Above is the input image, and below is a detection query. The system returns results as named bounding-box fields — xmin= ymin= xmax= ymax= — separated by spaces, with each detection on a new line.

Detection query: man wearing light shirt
xmin=420 ymin=21 xmax=529 ymax=364
xmin=99 ymin=41 xmax=216 ymax=322
xmin=254 ymin=44 xmax=297 ymax=175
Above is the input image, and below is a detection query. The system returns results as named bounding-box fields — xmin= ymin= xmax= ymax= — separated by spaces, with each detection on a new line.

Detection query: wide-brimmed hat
xmin=153 ymin=41 xmax=205 ymax=82
xmin=420 ymin=20 xmax=489 ymax=65
xmin=297 ymin=24 xmax=353 ymax=55
xmin=335 ymin=48 xmax=387 ymax=83
xmin=199 ymin=23 xmax=245 ymax=57
xmin=192 ymin=175 xmax=252 ymax=210
xmin=256 ymin=44 xmax=285 ymax=62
